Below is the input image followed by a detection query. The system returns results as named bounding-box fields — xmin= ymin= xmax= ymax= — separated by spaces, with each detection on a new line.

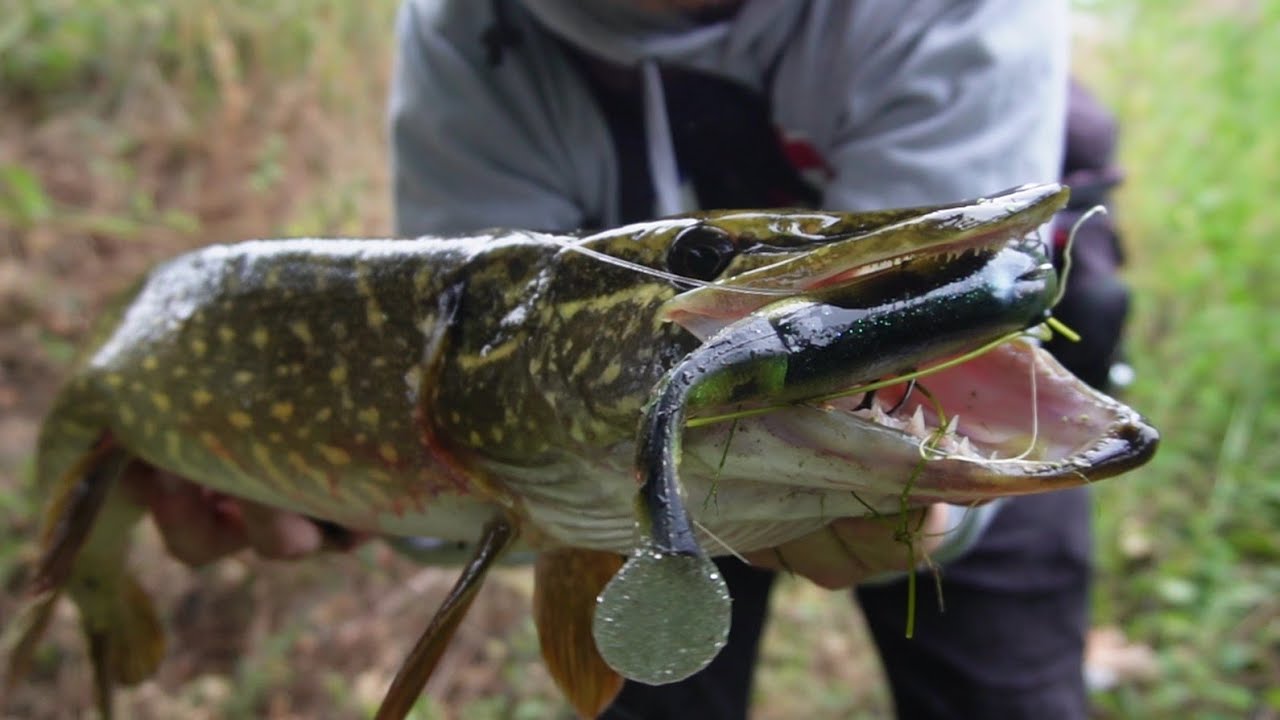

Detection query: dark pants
xmin=601 ymin=488 xmax=1092 ymax=720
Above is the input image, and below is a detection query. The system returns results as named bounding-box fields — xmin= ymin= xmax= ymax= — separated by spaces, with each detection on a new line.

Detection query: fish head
xmin=618 ymin=184 xmax=1156 ymax=553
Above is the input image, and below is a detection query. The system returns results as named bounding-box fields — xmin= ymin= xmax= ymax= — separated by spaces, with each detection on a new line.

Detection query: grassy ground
xmin=1079 ymin=1 xmax=1280 ymax=716
xmin=0 ymin=0 xmax=1276 ymax=718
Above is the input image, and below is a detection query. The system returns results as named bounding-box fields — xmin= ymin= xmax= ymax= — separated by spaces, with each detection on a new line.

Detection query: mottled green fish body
xmin=40 ymin=184 xmax=1156 ymax=556
xmin=8 ymin=183 xmax=1161 ymax=717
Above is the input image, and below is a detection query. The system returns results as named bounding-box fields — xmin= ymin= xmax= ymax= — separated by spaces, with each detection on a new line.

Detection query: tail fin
xmin=2 ymin=437 xmax=163 ymax=718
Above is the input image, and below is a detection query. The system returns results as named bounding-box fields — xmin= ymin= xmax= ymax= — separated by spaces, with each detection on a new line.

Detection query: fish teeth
xmin=957 ymin=436 xmax=975 ymax=457
xmin=944 ymin=414 xmax=960 ymax=436
xmin=907 ymin=406 xmax=926 ymax=437
xmin=935 ymin=433 xmax=959 ymax=454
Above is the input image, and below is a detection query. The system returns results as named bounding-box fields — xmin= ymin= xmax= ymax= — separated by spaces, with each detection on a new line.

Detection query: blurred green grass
xmin=1 ymin=0 xmax=1277 ymax=718
xmin=1080 ymin=0 xmax=1280 ymax=716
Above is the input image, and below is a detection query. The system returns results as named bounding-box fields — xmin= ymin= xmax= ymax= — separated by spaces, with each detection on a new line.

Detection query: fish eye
xmin=666 ymin=225 xmax=736 ymax=280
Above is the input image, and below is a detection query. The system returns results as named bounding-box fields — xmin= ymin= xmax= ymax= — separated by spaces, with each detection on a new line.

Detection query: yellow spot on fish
xmin=286 ymin=451 xmax=328 ymax=485
xmin=268 ymin=432 xmax=283 ymax=443
xmin=450 ymin=411 xmax=462 ymax=424
xmin=105 ymin=374 xmax=124 ymax=388
xmin=357 ymin=407 xmax=380 ymax=426
xmin=360 ymin=478 xmax=394 ymax=508
xmin=192 ymin=389 xmax=213 ymax=407
xmin=413 ymin=269 xmax=433 ymax=294
xmin=469 ymin=431 xmax=483 ymax=446
xmin=228 ymin=411 xmax=254 ymax=429
xmin=191 ymin=338 xmax=208 ymax=357
xmin=491 ymin=426 xmax=504 ymax=443
xmin=173 ymin=366 xmax=188 ymax=378
xmin=143 ymin=421 xmax=156 ymax=438
xmin=356 ymin=264 xmax=386 ymax=331
xmin=371 ymin=356 xmax=387 ymax=368
xmin=318 ymin=445 xmax=351 ymax=466
xmin=571 ymin=349 xmax=593 ymax=377
xmin=378 ymin=443 xmax=399 ymax=464
xmin=315 ymin=407 xmax=333 ymax=422
xmin=457 ymin=341 xmax=518 ymax=370
xmin=218 ymin=325 xmax=235 ymax=343
xmin=142 ymin=356 xmax=159 ymax=371
xmin=251 ymin=442 xmax=285 ymax=484
xmin=366 ymin=301 xmax=386 ymax=331
xmin=600 ymin=360 xmax=622 ymax=384
xmin=165 ymin=431 xmax=182 ymax=460
xmin=252 ymin=327 xmax=270 ymax=349
xmin=233 ymin=371 xmax=254 ymax=385
xmin=150 ymin=393 xmax=171 ymax=412
xmin=330 ymin=364 xmax=348 ymax=384
xmin=290 ymin=321 xmax=314 ymax=345
xmin=119 ymin=406 xmax=137 ymax=425
xmin=270 ymin=402 xmax=294 ymax=421
xmin=199 ymin=432 xmax=234 ymax=463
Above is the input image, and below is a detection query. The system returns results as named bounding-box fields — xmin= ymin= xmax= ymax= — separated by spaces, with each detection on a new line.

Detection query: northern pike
xmin=1 ymin=183 xmax=1158 ymax=718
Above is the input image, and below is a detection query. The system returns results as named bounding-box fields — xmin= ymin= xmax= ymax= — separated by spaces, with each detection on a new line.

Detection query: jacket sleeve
xmin=389 ymin=0 xmax=612 ymax=235
xmin=818 ymin=0 xmax=1070 ymax=566
xmin=822 ymin=0 xmax=1069 ymax=210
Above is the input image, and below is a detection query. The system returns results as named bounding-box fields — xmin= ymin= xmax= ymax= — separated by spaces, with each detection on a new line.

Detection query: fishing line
xmin=544 ymin=236 xmax=794 ymax=297
xmin=692 ymin=519 xmax=748 ymax=565
xmin=1049 ymin=205 xmax=1108 ymax=312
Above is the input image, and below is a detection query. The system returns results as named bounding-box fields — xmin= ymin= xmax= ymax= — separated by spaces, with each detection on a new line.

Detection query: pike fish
xmin=1 ymin=183 xmax=1158 ymax=718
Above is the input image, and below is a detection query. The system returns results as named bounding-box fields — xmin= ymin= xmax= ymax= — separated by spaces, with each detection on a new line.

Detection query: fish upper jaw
xmin=660 ymin=184 xmax=1069 ymax=342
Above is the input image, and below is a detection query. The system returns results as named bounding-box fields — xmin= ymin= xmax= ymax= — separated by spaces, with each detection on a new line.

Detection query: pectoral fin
xmin=375 ymin=515 xmax=517 ymax=720
xmin=534 ymin=548 xmax=625 ymax=719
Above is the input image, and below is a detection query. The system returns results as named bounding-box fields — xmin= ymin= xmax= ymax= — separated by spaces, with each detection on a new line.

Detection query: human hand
xmin=742 ymin=504 xmax=950 ymax=589
xmin=121 ymin=463 xmax=365 ymax=567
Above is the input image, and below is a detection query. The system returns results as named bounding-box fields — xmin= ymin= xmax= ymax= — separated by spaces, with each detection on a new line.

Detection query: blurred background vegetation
xmin=0 ymin=0 xmax=1276 ymax=717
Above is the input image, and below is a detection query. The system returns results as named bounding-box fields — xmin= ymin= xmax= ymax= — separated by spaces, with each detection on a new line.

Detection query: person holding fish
xmin=385 ymin=1 xmax=1094 ymax=718
xmin=131 ymin=0 xmax=1119 ymax=718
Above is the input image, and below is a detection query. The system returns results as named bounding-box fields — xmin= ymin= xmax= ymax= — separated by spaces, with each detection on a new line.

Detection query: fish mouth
xmin=642 ymin=182 xmax=1159 ymax=551
xmin=685 ymin=337 xmax=1159 ymax=513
